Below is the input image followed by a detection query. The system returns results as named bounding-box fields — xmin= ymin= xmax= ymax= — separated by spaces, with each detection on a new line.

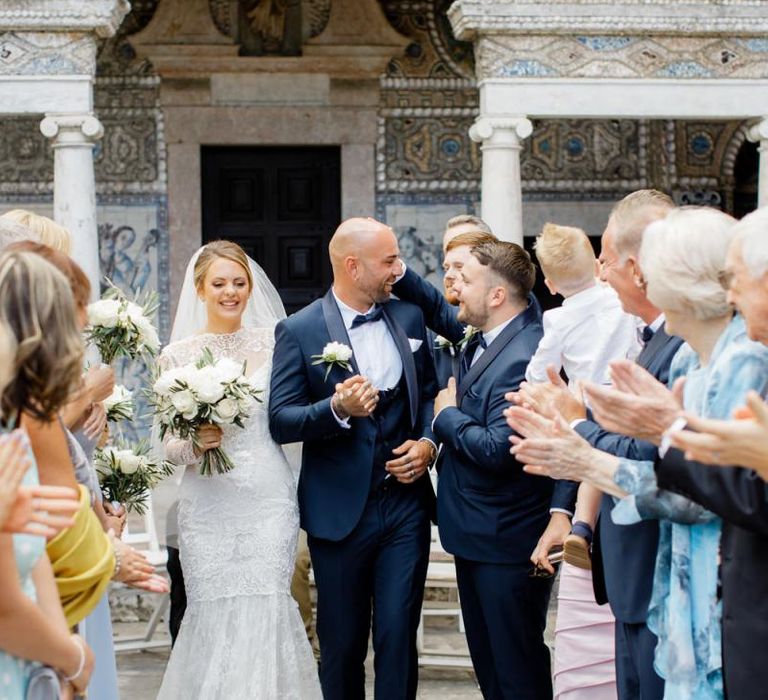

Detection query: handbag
xmin=26 ymin=665 xmax=61 ymax=700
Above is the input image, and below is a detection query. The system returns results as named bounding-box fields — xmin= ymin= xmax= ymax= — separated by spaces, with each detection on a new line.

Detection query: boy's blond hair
xmin=534 ymin=223 xmax=595 ymax=294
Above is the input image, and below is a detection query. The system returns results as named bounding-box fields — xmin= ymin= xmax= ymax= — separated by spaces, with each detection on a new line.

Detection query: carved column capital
xmin=40 ymin=114 xmax=103 ymax=144
xmin=469 ymin=116 xmax=533 ymax=147
xmin=747 ymin=118 xmax=768 ymax=145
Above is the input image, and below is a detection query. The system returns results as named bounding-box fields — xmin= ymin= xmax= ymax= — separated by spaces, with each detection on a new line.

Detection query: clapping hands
xmin=581 ymin=360 xmax=684 ymax=444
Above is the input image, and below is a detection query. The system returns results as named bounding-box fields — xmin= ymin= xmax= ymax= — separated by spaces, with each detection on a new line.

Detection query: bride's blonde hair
xmin=194 ymin=241 xmax=254 ymax=292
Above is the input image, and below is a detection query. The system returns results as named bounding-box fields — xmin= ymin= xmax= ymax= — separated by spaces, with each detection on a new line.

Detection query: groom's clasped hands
xmin=330 ymin=374 xmax=430 ymax=483
xmin=332 ymin=374 xmax=379 ymax=418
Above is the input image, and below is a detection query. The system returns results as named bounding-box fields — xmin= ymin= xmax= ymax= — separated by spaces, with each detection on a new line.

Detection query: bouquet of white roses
xmin=87 ymin=280 xmax=160 ymax=364
xmin=148 ymin=347 xmax=262 ymax=476
xmin=95 ymin=440 xmax=175 ymax=515
xmin=104 ymin=384 xmax=134 ymax=422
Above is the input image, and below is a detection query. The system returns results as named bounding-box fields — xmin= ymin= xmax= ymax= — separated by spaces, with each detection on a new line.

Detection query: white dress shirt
xmin=470 ymin=317 xmax=514 ymax=367
xmin=333 ymin=291 xmax=403 ymax=390
xmin=525 ymin=283 xmax=642 ymax=386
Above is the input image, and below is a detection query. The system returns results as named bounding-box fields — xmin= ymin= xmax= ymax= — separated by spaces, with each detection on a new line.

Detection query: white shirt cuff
xmin=549 ymin=508 xmax=573 ymax=517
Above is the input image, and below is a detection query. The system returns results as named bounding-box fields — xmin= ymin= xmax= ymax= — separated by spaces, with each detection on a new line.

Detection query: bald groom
xmin=269 ymin=218 xmax=439 ymax=699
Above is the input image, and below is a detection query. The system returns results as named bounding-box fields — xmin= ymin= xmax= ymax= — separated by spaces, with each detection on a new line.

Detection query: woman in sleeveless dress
xmin=155 ymin=242 xmax=321 ymax=699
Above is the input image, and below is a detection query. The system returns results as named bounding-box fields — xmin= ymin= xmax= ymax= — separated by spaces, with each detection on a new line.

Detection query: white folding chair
xmin=112 ymin=498 xmax=172 ymax=653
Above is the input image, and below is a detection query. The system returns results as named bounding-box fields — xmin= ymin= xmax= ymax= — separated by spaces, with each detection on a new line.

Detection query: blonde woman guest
xmin=0 ymin=209 xmax=72 ymax=254
xmin=0 ymin=252 xmax=95 ymax=699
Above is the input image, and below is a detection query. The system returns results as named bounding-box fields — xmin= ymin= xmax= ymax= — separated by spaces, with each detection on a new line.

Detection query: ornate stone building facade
xmin=0 ymin=0 xmax=763 ymax=339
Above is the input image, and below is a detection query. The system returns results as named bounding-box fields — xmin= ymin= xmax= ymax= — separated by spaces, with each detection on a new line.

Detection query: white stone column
xmin=40 ymin=114 xmax=104 ymax=297
xmin=469 ymin=116 xmax=533 ymax=245
xmin=748 ymin=118 xmax=768 ymax=209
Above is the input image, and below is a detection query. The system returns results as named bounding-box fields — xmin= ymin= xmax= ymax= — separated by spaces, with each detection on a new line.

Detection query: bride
xmin=155 ymin=241 xmax=321 ymax=698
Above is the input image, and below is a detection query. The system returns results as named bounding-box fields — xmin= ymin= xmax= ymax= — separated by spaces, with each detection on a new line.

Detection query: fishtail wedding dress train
xmin=155 ymin=327 xmax=321 ymax=699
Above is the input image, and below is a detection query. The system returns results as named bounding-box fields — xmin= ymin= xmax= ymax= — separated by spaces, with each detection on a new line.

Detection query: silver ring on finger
xmin=409 ymin=469 xmax=415 ymax=478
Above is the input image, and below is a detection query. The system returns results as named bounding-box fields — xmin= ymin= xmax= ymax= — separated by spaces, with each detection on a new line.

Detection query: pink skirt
xmin=554 ymin=562 xmax=617 ymax=700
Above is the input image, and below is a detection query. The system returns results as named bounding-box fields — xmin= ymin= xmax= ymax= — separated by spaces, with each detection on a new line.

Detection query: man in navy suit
xmin=509 ymin=190 xmax=679 ymax=700
xmin=268 ymin=218 xmax=438 ymax=700
xmin=431 ymin=228 xmax=497 ymax=388
xmin=399 ymin=240 xmax=556 ymax=698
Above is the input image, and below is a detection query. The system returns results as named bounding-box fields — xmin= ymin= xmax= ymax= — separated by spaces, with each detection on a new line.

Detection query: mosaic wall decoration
xmin=477 ymin=34 xmax=768 ymax=81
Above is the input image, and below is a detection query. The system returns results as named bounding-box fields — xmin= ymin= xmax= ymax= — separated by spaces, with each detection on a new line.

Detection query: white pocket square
xmin=408 ymin=338 xmax=423 ymax=352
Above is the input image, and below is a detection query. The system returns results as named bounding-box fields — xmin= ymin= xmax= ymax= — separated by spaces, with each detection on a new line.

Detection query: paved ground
xmin=115 ymin=585 xmax=559 ymax=699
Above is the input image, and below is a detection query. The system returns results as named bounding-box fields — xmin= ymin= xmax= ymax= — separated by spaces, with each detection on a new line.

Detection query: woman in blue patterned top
xmin=508 ymin=206 xmax=768 ymax=700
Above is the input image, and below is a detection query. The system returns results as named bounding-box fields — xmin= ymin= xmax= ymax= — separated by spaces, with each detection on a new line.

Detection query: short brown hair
xmin=194 ymin=240 xmax=253 ymax=291
xmin=446 ymin=214 xmax=493 ymax=235
xmin=610 ymin=189 xmax=675 ymax=260
xmin=445 ymin=230 xmax=497 ymax=252
xmin=5 ymin=241 xmax=90 ymax=309
xmin=471 ymin=241 xmax=536 ymax=303
xmin=534 ymin=223 xmax=595 ymax=293
xmin=0 ymin=250 xmax=84 ymax=421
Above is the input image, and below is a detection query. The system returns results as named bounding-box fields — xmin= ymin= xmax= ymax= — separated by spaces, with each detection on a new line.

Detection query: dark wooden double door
xmin=201 ymin=146 xmax=340 ymax=314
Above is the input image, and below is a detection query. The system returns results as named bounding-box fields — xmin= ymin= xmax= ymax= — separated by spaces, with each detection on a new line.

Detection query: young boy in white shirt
xmin=526 ymin=223 xmax=641 ymax=567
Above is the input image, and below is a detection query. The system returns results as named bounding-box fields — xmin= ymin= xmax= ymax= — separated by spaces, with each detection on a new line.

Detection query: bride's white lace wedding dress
xmin=155 ymin=327 xmax=321 ymax=699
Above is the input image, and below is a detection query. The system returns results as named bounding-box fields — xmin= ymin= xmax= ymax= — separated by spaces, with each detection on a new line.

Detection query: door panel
xmin=202 ymin=146 xmax=340 ymax=314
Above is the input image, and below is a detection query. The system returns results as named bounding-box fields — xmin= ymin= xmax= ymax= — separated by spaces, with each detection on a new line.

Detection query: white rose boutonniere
xmin=458 ymin=325 xmax=478 ymax=348
xmin=311 ymin=341 xmax=353 ymax=381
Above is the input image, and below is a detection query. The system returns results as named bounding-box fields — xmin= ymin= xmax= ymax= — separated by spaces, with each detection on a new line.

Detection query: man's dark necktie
xmin=460 ymin=331 xmax=487 ymax=380
xmin=351 ymin=306 xmax=383 ymax=328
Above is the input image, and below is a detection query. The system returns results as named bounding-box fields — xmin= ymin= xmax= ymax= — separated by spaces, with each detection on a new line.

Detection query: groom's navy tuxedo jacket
xmin=268 ymin=290 xmax=438 ymax=542
xmin=394 ymin=269 xmax=568 ymax=564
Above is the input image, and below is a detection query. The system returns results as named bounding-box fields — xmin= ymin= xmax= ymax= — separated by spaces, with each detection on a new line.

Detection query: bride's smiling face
xmin=198 ymin=257 xmax=251 ymax=324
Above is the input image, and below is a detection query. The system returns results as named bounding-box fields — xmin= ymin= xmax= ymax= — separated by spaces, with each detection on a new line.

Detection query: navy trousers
xmin=455 ymin=557 xmax=553 ymax=700
xmin=615 ymin=621 xmax=665 ymax=700
xmin=308 ymin=481 xmax=430 ymax=700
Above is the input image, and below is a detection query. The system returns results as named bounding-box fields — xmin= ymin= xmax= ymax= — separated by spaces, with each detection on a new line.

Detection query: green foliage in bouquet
xmin=95 ymin=439 xmax=175 ymax=515
xmin=86 ymin=279 xmax=160 ymax=365
xmin=148 ymin=346 xmax=262 ymax=477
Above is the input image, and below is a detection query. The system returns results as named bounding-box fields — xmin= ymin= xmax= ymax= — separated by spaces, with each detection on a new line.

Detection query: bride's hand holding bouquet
xmin=149 ymin=347 xmax=262 ymax=476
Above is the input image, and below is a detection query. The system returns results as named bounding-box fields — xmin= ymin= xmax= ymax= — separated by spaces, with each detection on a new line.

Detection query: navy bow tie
xmin=640 ymin=325 xmax=655 ymax=344
xmin=351 ymin=306 xmax=383 ymax=328
xmin=476 ymin=332 xmax=487 ymax=350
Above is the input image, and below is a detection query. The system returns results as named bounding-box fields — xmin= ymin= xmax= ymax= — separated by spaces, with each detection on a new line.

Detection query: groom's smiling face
xmin=355 ymin=228 xmax=403 ymax=305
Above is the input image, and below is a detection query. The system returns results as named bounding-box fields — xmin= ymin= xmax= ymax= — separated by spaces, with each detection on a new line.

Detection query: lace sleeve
xmin=157 ymin=346 xmax=199 ymax=467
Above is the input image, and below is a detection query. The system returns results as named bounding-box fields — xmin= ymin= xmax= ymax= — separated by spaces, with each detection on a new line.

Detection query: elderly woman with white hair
xmin=507 ymin=206 xmax=768 ymax=700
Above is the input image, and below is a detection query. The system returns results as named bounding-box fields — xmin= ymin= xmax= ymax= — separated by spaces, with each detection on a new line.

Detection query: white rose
xmin=87 ymin=299 xmax=121 ymax=328
xmin=104 ymin=384 xmax=132 ymax=411
xmin=214 ymin=358 xmax=244 ymax=383
xmin=119 ymin=452 xmax=141 ymax=474
xmin=134 ymin=316 xmax=160 ymax=352
xmin=154 ymin=365 xmax=193 ymax=396
xmin=190 ymin=368 xmax=226 ymax=404
xmin=213 ymin=398 xmax=239 ymax=424
xmin=171 ymin=389 xmax=198 ymax=419
xmin=323 ymin=341 xmax=353 ymax=362
xmin=124 ymin=301 xmax=145 ymax=322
